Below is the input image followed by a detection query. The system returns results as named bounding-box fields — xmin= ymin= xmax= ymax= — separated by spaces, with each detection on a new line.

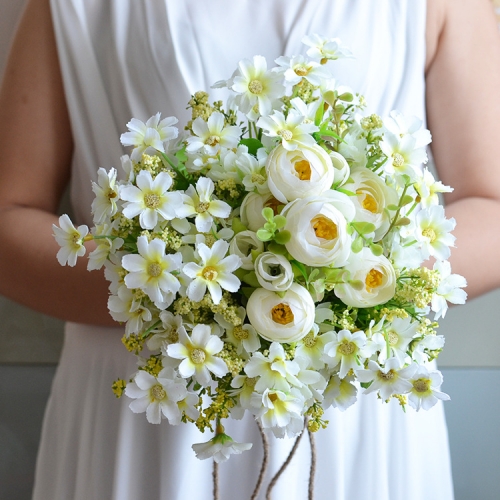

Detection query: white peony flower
xmin=254 ymin=252 xmax=294 ymax=292
xmin=228 ymin=230 xmax=264 ymax=270
xmin=349 ymin=166 xmax=399 ymax=241
xmin=122 ymin=236 xmax=182 ymax=309
xmin=265 ymin=143 xmax=337 ymax=203
xmin=186 ymin=112 xmax=241 ymax=155
xmin=246 ymin=284 xmax=316 ymax=343
xmin=283 ymin=191 xmax=355 ymax=267
xmin=125 ymin=367 xmax=187 ymax=425
xmin=120 ymin=113 xmax=179 ymax=162
xmin=183 ymin=240 xmax=241 ymax=305
xmin=120 ymin=171 xmax=181 ymax=230
xmin=240 ymin=192 xmax=282 ymax=232
xmin=52 ymin=214 xmax=89 ymax=267
xmin=166 ymin=324 xmax=228 ymax=387
xmin=334 ymin=248 xmax=397 ymax=308
xmin=177 ymin=177 xmax=231 ymax=233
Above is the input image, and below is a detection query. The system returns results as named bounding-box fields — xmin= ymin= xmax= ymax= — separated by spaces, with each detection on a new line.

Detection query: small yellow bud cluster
xmin=282 ymin=342 xmax=296 ymax=360
xmin=215 ymin=178 xmax=242 ymax=200
xmin=121 ymin=333 xmax=145 ymax=354
xmin=335 ymin=309 xmax=357 ymax=331
xmin=143 ymin=227 xmax=183 ymax=251
xmin=114 ymin=214 xmax=139 ymax=239
xmin=142 ymin=355 xmax=163 ymax=376
xmin=135 ymin=153 xmax=163 ymax=176
xmin=195 ymin=383 xmax=236 ymax=433
xmin=217 ymin=343 xmax=245 ymax=377
xmin=294 ymin=80 xmax=317 ymax=104
xmin=395 ymin=268 xmax=440 ymax=309
xmin=379 ymin=307 xmax=409 ymax=322
xmin=306 ymin=403 xmax=329 ymax=432
xmin=186 ymin=91 xmax=216 ymax=132
xmin=361 ymin=114 xmax=383 ymax=131
xmin=392 ymin=394 xmax=407 ymax=409
xmin=111 ymin=379 xmax=127 ymax=398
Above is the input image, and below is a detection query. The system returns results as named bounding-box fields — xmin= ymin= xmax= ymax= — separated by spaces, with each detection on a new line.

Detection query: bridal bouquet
xmin=53 ymin=35 xmax=466 ymax=467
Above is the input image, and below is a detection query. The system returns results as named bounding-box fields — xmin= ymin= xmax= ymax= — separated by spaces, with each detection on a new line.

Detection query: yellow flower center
xmin=413 ymin=378 xmax=431 ymax=393
xmin=251 ymin=173 xmax=266 ymax=185
xmin=264 ymin=196 xmax=281 ymax=215
xmin=387 ymin=330 xmax=399 ymax=346
xmin=233 ymin=325 xmax=249 ymax=340
xmin=365 ymin=269 xmax=383 ymax=291
xmin=167 ymin=328 xmax=179 ymax=344
xmin=148 ymin=263 xmax=163 ymax=278
xmin=378 ymin=369 xmax=396 ymax=381
xmin=248 ymin=80 xmax=264 ymax=94
xmin=271 ymin=303 xmax=294 ymax=325
xmin=190 ymin=348 xmax=206 ymax=364
xmin=206 ymin=135 xmax=220 ymax=147
xmin=337 ymin=341 xmax=356 ymax=356
xmin=71 ymin=233 xmax=82 ymax=247
xmin=151 ymin=384 xmax=166 ymax=401
xmin=357 ymin=190 xmax=378 ymax=213
xmin=294 ymin=65 xmax=310 ymax=77
xmin=311 ymin=215 xmax=338 ymax=240
xmin=197 ymin=201 xmax=210 ymax=213
xmin=106 ymin=188 xmax=117 ymax=201
xmin=278 ymin=129 xmax=293 ymax=141
xmin=392 ymin=153 xmax=405 ymax=168
xmin=268 ymin=393 xmax=279 ymax=403
xmin=202 ymin=266 xmax=218 ymax=281
xmin=294 ymin=159 xmax=312 ymax=180
xmin=245 ymin=377 xmax=257 ymax=388
xmin=422 ymin=227 xmax=437 ymax=242
xmin=144 ymin=193 xmax=161 ymax=209
xmin=303 ymin=331 xmax=317 ymax=348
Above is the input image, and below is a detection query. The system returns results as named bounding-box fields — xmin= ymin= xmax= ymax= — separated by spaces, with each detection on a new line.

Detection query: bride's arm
xmin=426 ymin=0 xmax=500 ymax=298
xmin=0 ymin=0 xmax=115 ymax=325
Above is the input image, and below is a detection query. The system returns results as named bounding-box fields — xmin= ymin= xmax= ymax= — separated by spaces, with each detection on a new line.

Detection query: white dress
xmin=33 ymin=1 xmax=454 ymax=499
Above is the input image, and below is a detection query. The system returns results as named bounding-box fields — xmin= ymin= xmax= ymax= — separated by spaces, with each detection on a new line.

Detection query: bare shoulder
xmin=425 ymin=0 xmax=447 ymax=72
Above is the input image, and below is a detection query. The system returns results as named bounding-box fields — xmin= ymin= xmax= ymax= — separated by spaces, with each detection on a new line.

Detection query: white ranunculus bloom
xmin=240 ymin=192 xmax=282 ymax=232
xmin=254 ymin=252 xmax=294 ymax=291
xmin=266 ymin=143 xmax=336 ymax=203
xmin=334 ymin=247 xmax=397 ymax=308
xmin=246 ymin=283 xmax=315 ymax=343
xmin=283 ymin=191 xmax=355 ymax=267
xmin=228 ymin=230 xmax=264 ymax=270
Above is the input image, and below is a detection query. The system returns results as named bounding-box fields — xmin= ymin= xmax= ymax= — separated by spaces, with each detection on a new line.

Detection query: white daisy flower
xmin=120 ymin=171 xmax=181 ymax=230
xmin=295 ymin=327 xmax=336 ymax=370
xmin=120 ymin=113 xmax=179 ymax=162
xmin=407 ymin=364 xmax=450 ymax=411
xmin=87 ymin=222 xmax=124 ymax=271
xmin=323 ymin=329 xmax=368 ymax=378
xmin=257 ymin=110 xmax=318 ymax=151
xmin=91 ymin=167 xmax=119 ymax=224
xmin=146 ymin=311 xmax=185 ymax=351
xmin=125 ymin=367 xmax=187 ymax=425
xmin=230 ymin=375 xmax=259 ymax=418
xmin=231 ymin=55 xmax=285 ymax=117
xmin=412 ymin=334 xmax=445 ymax=365
xmin=414 ymin=205 xmax=456 ymax=261
xmin=431 ymin=260 xmax=467 ymax=319
xmin=302 ymin=34 xmax=353 ymax=62
xmin=215 ymin=307 xmax=261 ymax=355
xmin=192 ymin=433 xmax=252 ymax=463
xmin=186 ymin=112 xmax=241 ymax=155
xmin=122 ymin=236 xmax=182 ymax=309
xmin=183 ymin=240 xmax=241 ymax=305
xmin=107 ymin=285 xmax=152 ymax=336
xmin=252 ymin=388 xmax=304 ymax=439
xmin=385 ymin=110 xmax=432 ymax=149
xmin=274 ymin=55 xmax=331 ymax=87
xmin=414 ymin=168 xmax=453 ymax=208
xmin=236 ymin=148 xmax=269 ymax=194
xmin=166 ymin=323 xmax=228 ymax=387
xmin=177 ymin=177 xmax=231 ymax=233
xmin=52 ymin=214 xmax=89 ymax=267
xmin=323 ymin=373 xmax=358 ymax=411
xmin=357 ymin=358 xmax=414 ymax=401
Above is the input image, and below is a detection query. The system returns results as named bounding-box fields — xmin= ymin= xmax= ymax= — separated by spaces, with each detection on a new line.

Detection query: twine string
xmin=250 ymin=419 xmax=270 ymax=500
xmin=307 ymin=422 xmax=317 ymax=500
xmin=213 ymin=459 xmax=219 ymax=500
xmin=265 ymin=420 xmax=307 ymax=500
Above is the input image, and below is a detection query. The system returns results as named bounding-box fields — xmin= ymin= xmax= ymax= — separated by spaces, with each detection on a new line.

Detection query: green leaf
xmin=262 ymin=207 xmax=274 ymax=221
xmin=400 ymin=194 xmax=414 ymax=206
xmin=338 ymin=92 xmax=353 ymax=102
xmin=350 ymin=279 xmax=364 ymax=291
xmin=267 ymin=241 xmax=288 ymax=255
xmin=393 ymin=217 xmax=411 ymax=227
xmin=351 ymin=221 xmax=376 ymax=235
xmin=256 ymin=229 xmax=272 ymax=241
xmin=273 ymin=215 xmax=287 ymax=229
xmin=231 ymin=217 xmax=247 ymax=234
xmin=175 ymin=147 xmax=188 ymax=163
xmin=336 ymin=187 xmax=356 ymax=196
xmin=351 ymin=236 xmax=364 ymax=253
xmin=291 ymin=260 xmax=308 ymax=281
xmin=242 ymin=271 xmax=260 ymax=288
xmin=274 ymin=230 xmax=291 ymax=245
xmin=239 ymin=138 xmax=263 ymax=156
xmin=370 ymin=243 xmax=383 ymax=256
xmin=386 ymin=204 xmax=399 ymax=211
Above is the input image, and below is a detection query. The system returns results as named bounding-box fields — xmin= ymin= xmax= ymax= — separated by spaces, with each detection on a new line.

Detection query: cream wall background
xmin=0 ymin=2 xmax=499 ymax=499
